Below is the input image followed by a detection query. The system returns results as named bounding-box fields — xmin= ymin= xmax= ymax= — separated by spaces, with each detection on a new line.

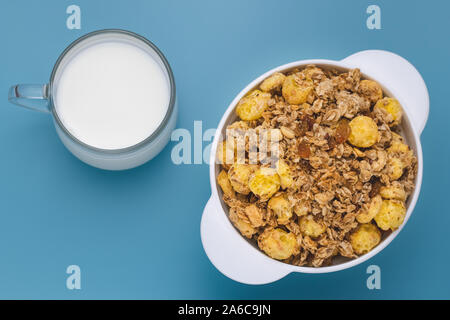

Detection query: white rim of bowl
xmin=208 ymin=59 xmax=423 ymax=273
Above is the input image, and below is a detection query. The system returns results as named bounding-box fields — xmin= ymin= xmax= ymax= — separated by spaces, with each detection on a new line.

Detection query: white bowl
xmin=201 ymin=50 xmax=429 ymax=285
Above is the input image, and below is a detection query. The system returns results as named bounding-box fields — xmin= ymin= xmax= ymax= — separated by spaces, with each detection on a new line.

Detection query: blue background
xmin=0 ymin=0 xmax=448 ymax=299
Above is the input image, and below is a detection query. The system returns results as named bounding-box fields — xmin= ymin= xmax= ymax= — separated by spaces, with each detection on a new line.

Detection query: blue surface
xmin=0 ymin=0 xmax=449 ymax=299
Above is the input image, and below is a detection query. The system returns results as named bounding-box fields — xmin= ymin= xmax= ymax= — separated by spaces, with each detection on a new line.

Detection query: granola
xmin=216 ymin=65 xmax=417 ymax=267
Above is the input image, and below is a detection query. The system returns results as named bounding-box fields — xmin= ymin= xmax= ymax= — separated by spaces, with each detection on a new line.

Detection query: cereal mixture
xmin=216 ymin=65 xmax=417 ymax=267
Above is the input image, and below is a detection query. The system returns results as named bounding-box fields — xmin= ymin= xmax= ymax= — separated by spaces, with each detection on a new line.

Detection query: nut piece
xmin=258 ymin=228 xmax=299 ymax=260
xmin=294 ymin=199 xmax=310 ymax=216
xmin=303 ymin=66 xmax=325 ymax=80
xmin=356 ymin=195 xmax=382 ymax=224
xmin=229 ymin=207 xmax=256 ymax=238
xmin=299 ymin=215 xmax=326 ymax=238
xmin=259 ymin=128 xmax=282 ymax=144
xmin=348 ymin=115 xmax=380 ymax=148
xmin=350 ymin=223 xmax=381 ymax=255
xmin=227 ymin=120 xmax=249 ymax=131
xmin=217 ymin=170 xmax=235 ymax=198
xmin=380 ymin=182 xmax=406 ymax=201
xmin=260 ymin=72 xmax=286 ymax=92
xmin=245 ymin=204 xmax=265 ymax=227
xmin=358 ymin=80 xmax=383 ymax=103
xmin=280 ymin=126 xmax=295 ymax=139
xmin=375 ymin=199 xmax=406 ymax=231
xmin=228 ymin=164 xmax=257 ymax=195
xmin=268 ymin=194 xmax=292 ymax=225
xmin=276 ymin=159 xmax=294 ymax=189
xmin=282 ymin=74 xmax=314 ymax=105
xmin=375 ymin=98 xmax=403 ymax=126
xmin=236 ymin=90 xmax=272 ymax=121
xmin=248 ymin=167 xmax=281 ymax=200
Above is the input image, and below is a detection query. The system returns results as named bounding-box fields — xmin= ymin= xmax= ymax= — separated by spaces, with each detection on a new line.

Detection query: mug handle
xmin=341 ymin=50 xmax=429 ymax=136
xmin=201 ymin=196 xmax=293 ymax=285
xmin=8 ymin=84 xmax=50 ymax=113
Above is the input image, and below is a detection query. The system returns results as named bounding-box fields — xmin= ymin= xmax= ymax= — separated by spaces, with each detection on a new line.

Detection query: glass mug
xmin=8 ymin=29 xmax=177 ymax=170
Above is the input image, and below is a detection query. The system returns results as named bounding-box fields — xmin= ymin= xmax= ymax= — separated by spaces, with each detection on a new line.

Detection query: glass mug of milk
xmin=8 ymin=29 xmax=176 ymax=170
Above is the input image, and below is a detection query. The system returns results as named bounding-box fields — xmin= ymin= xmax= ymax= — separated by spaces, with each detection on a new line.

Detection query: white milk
xmin=55 ymin=41 xmax=170 ymax=150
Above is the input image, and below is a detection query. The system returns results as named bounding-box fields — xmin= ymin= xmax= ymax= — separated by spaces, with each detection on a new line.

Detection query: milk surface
xmin=55 ymin=41 xmax=170 ymax=150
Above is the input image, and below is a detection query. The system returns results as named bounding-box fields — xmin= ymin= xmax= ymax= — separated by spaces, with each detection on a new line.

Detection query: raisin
xmin=326 ymin=134 xmax=336 ymax=149
xmin=297 ymin=122 xmax=308 ymax=136
xmin=335 ymin=119 xmax=351 ymax=144
xmin=297 ymin=115 xmax=315 ymax=136
xmin=298 ymin=141 xmax=311 ymax=158
xmin=369 ymin=178 xmax=383 ymax=198
xmin=305 ymin=115 xmax=315 ymax=130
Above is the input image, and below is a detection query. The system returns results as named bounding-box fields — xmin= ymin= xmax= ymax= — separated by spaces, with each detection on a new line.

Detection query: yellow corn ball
xmin=236 ymin=90 xmax=272 ymax=121
xmin=387 ymin=157 xmax=405 ymax=180
xmin=245 ymin=204 xmax=265 ymax=228
xmin=248 ymin=167 xmax=281 ymax=200
xmin=375 ymin=199 xmax=406 ymax=231
xmin=276 ymin=159 xmax=294 ymax=189
xmin=282 ymin=74 xmax=314 ymax=105
xmin=268 ymin=194 xmax=292 ymax=225
xmin=350 ymin=223 xmax=381 ymax=255
xmin=388 ymin=134 xmax=412 ymax=157
xmin=348 ymin=116 xmax=380 ymax=148
xmin=391 ymin=132 xmax=405 ymax=144
xmin=388 ymin=134 xmax=413 ymax=169
xmin=375 ymin=97 xmax=403 ymax=126
xmin=260 ymin=72 xmax=286 ymax=92
xmin=358 ymin=80 xmax=383 ymax=103
xmin=229 ymin=208 xmax=256 ymax=238
xmin=217 ymin=170 xmax=235 ymax=198
xmin=228 ymin=164 xmax=257 ymax=195
xmin=216 ymin=140 xmax=235 ymax=169
xmin=388 ymin=140 xmax=410 ymax=155
xmin=380 ymin=183 xmax=406 ymax=201
xmin=357 ymin=195 xmax=382 ymax=224
xmin=299 ymin=215 xmax=326 ymax=238
xmin=294 ymin=199 xmax=310 ymax=216
xmin=258 ymin=228 xmax=299 ymax=260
